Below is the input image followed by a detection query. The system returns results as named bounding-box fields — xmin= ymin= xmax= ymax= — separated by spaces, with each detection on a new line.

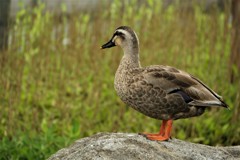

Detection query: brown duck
xmin=101 ymin=26 xmax=228 ymax=141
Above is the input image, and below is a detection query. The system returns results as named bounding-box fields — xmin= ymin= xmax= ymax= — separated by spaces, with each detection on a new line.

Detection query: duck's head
xmin=101 ymin=26 xmax=139 ymax=53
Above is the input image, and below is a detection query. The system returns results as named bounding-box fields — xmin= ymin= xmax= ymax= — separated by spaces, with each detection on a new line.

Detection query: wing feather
xmin=143 ymin=65 xmax=228 ymax=108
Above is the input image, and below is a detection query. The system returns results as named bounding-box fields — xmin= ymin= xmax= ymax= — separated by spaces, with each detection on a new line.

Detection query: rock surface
xmin=48 ymin=132 xmax=240 ymax=160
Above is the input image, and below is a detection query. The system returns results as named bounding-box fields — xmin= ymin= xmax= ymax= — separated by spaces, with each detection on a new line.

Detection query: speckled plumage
xmin=102 ymin=26 xmax=228 ymax=121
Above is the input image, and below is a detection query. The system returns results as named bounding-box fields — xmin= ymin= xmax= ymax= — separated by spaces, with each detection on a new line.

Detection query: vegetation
xmin=0 ymin=1 xmax=239 ymax=159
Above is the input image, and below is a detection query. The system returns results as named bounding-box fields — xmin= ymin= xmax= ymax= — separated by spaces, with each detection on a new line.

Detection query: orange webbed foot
xmin=140 ymin=119 xmax=173 ymax=141
xmin=146 ymin=134 xmax=170 ymax=141
xmin=140 ymin=132 xmax=162 ymax=137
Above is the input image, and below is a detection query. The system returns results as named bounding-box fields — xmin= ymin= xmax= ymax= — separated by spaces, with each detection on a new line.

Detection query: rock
xmin=48 ymin=132 xmax=240 ymax=160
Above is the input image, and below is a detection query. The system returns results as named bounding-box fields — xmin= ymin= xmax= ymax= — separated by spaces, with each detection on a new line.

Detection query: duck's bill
xmin=101 ymin=40 xmax=116 ymax=49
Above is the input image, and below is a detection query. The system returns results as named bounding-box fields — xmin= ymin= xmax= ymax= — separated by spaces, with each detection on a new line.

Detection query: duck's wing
xmin=142 ymin=65 xmax=228 ymax=108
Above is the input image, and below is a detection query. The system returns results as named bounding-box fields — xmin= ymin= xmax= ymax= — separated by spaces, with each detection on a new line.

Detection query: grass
xmin=0 ymin=1 xmax=239 ymax=159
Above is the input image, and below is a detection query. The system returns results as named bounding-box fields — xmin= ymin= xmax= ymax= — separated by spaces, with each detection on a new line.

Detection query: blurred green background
xmin=0 ymin=0 xmax=240 ymax=159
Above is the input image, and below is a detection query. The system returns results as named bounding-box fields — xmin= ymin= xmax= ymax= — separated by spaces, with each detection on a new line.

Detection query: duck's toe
xmin=145 ymin=134 xmax=170 ymax=141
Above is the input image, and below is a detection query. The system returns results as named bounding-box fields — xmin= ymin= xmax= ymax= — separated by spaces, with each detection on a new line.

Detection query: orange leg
xmin=142 ymin=120 xmax=173 ymax=141
xmin=142 ymin=120 xmax=167 ymax=136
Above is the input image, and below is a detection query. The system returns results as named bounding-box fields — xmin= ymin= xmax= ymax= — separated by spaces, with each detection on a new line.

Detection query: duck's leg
xmin=141 ymin=120 xmax=167 ymax=136
xmin=144 ymin=119 xmax=173 ymax=141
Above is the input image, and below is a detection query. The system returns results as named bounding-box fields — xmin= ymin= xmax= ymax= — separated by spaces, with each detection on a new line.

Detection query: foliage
xmin=0 ymin=1 xmax=239 ymax=159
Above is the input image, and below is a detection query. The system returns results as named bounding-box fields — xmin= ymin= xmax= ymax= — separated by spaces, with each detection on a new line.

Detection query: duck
xmin=101 ymin=26 xmax=228 ymax=141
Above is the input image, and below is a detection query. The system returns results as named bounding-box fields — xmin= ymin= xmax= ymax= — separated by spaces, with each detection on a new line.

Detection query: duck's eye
xmin=115 ymin=31 xmax=125 ymax=39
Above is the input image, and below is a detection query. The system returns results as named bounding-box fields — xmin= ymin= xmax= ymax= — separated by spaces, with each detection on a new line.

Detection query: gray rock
xmin=48 ymin=132 xmax=240 ymax=160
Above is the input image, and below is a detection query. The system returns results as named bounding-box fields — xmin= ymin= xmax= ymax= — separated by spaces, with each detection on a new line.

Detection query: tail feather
xmin=189 ymin=100 xmax=229 ymax=109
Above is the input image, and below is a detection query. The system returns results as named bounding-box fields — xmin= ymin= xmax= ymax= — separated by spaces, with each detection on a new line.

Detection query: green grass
xmin=0 ymin=1 xmax=240 ymax=159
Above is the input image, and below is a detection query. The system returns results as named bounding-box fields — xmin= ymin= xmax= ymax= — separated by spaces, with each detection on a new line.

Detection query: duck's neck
xmin=120 ymin=44 xmax=141 ymax=70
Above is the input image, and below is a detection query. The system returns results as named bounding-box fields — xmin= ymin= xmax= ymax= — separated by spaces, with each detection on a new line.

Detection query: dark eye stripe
xmin=114 ymin=31 xmax=124 ymax=37
xmin=114 ymin=31 xmax=125 ymax=39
